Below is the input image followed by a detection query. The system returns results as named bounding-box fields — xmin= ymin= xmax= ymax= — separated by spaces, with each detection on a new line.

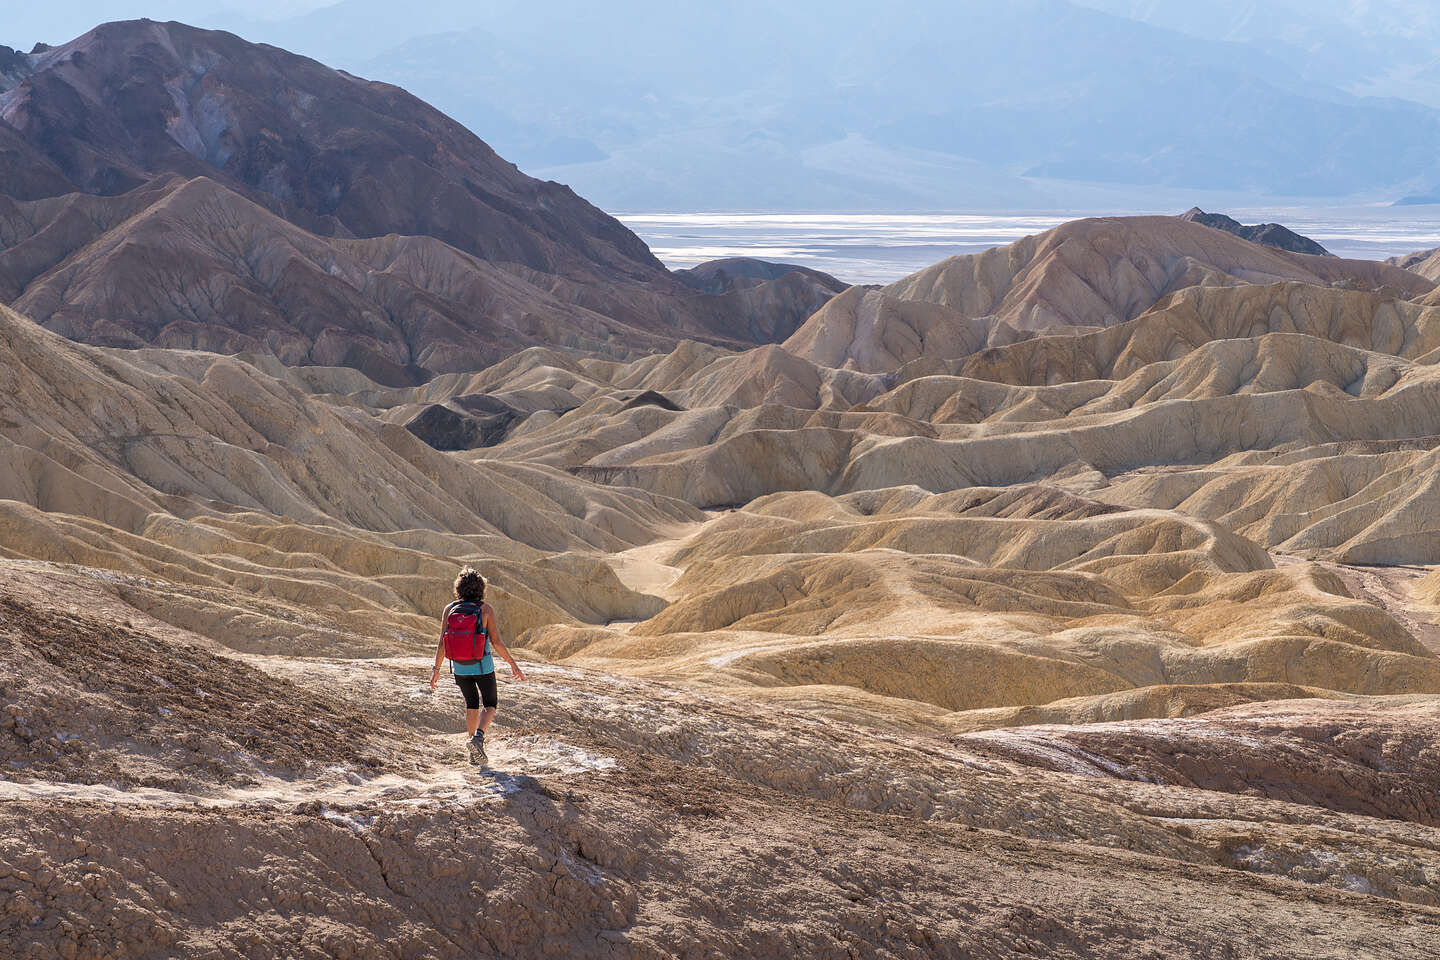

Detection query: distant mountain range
xmin=1072 ymin=0 xmax=1440 ymax=107
xmin=155 ymin=0 xmax=1440 ymax=212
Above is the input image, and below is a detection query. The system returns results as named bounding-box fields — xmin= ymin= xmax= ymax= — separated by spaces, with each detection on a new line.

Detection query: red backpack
xmin=443 ymin=601 xmax=489 ymax=666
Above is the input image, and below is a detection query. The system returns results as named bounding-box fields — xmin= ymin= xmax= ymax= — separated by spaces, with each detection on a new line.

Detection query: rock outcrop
xmin=1178 ymin=207 xmax=1331 ymax=256
xmin=0 ymin=21 xmax=661 ymax=282
xmin=4 ymin=175 xmax=697 ymax=384
xmin=1389 ymin=244 xmax=1440 ymax=281
xmin=671 ymin=257 xmax=851 ymax=343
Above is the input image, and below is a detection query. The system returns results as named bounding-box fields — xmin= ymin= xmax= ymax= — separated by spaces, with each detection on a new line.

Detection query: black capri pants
xmin=455 ymin=672 xmax=498 ymax=710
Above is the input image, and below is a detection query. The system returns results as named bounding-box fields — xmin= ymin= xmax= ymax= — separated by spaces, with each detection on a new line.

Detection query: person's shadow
xmin=475 ymin=769 xmax=547 ymax=796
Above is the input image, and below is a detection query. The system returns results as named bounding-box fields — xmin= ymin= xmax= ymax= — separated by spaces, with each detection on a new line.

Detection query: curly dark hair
xmin=453 ymin=567 xmax=486 ymax=603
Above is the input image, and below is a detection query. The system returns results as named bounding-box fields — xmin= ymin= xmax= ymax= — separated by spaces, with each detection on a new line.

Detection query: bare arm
xmin=430 ymin=604 xmax=449 ymax=689
xmin=485 ymin=604 xmax=525 ymax=681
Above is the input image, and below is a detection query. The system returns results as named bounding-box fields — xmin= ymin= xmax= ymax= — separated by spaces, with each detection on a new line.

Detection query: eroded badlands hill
xmin=784 ymin=215 xmax=1430 ymax=374
xmin=4 ymin=211 xmax=1440 ymax=956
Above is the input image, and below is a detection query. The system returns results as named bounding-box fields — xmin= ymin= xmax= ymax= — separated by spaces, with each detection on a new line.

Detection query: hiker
xmin=430 ymin=567 xmax=525 ymax=765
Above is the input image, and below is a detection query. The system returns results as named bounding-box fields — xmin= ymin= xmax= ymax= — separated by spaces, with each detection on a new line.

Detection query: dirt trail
xmin=0 ymin=733 xmax=615 ymax=811
xmin=601 ymin=516 xmax=715 ymax=630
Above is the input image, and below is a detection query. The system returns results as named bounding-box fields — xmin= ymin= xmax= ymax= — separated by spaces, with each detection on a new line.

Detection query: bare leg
xmin=465 ymin=708 xmax=480 ymax=737
xmin=479 ymin=706 xmax=497 ymax=735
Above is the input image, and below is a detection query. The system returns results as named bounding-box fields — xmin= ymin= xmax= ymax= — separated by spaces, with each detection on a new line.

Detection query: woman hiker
xmin=430 ymin=567 xmax=526 ymax=765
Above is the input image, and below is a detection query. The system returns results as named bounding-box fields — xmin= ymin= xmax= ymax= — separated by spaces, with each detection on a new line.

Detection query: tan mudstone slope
xmin=5 ymin=213 xmax=1440 ymax=956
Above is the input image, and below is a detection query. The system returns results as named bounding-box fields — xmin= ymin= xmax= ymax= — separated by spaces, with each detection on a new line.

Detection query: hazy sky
xmin=10 ymin=1 xmax=1440 ymax=49
xmin=1 ymin=1 xmax=330 ymax=50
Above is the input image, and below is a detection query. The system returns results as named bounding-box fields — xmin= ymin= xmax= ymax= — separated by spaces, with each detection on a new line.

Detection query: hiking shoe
xmin=468 ymin=731 xmax=487 ymax=767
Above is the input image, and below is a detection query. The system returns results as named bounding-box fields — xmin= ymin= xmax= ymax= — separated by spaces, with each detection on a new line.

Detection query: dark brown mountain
xmin=1178 ymin=207 xmax=1331 ymax=256
xmin=0 ymin=20 xmax=840 ymax=382
xmin=671 ymin=258 xmax=851 ymax=343
xmin=0 ymin=21 xmax=659 ymax=282
xmin=675 ymin=257 xmax=847 ymax=295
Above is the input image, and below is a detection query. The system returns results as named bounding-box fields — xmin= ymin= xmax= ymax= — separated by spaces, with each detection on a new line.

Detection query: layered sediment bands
xmin=412 ymin=245 xmax=1440 ymax=564
xmin=457 ymin=336 xmax=1440 ymax=571
xmin=838 ymin=367 xmax=1440 ymax=494
xmin=0 ymin=174 xmax=775 ymax=383
xmin=784 ymin=220 xmax=1433 ymax=378
xmin=9 ymin=176 xmax=688 ymax=374
xmin=1100 ymin=444 xmax=1440 ymax=564
xmin=781 ymin=286 xmax=1027 ymax=374
xmin=946 ymin=281 xmax=1440 ymax=386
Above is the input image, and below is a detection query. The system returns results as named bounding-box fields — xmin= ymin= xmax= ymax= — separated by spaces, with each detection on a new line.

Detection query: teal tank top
xmin=453 ymin=653 xmax=493 ymax=676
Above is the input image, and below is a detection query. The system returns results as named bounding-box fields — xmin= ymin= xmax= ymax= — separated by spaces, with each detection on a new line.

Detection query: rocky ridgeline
xmin=1178 ymin=207 xmax=1331 ymax=256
